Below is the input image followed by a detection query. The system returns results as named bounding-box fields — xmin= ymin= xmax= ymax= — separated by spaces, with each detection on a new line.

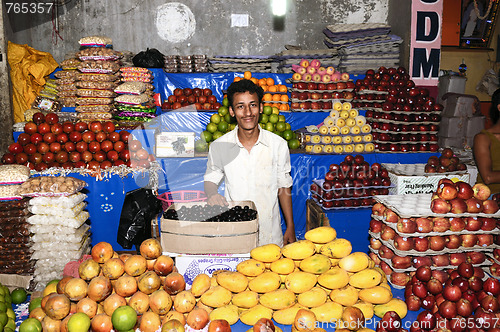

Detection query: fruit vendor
xmin=204 ymin=79 xmax=296 ymax=246
xmin=474 ymin=88 xmax=500 ymax=195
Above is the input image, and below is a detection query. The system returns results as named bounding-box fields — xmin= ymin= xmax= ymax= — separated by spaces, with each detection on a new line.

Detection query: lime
xmin=278 ymin=115 xmax=286 ymax=122
xmin=11 ymin=288 xmax=27 ymax=304
xmin=222 ymin=97 xmax=229 ymax=107
xmin=0 ymin=302 xmax=6 ymax=313
xmin=210 ymin=114 xmax=221 ymax=124
xmin=111 ymin=306 xmax=137 ymax=332
xmin=272 ymin=106 xmax=280 ymax=114
xmin=4 ymin=327 xmax=14 ymax=332
xmin=265 ymin=122 xmax=275 ymax=132
xmin=206 ymin=123 xmax=218 ymax=134
xmin=200 ymin=130 xmax=213 ymax=143
xmin=3 ymin=293 xmax=11 ymax=304
xmin=6 ymin=308 xmax=14 ymax=321
xmin=217 ymin=121 xmax=229 ymax=133
xmin=5 ymin=319 xmax=15 ymax=331
xmin=68 ymin=312 xmax=91 ymax=332
xmin=285 ymin=123 xmax=291 ymax=130
xmin=288 ymin=138 xmax=300 ymax=149
xmin=224 ymin=113 xmax=234 ymax=124
xmin=260 ymin=114 xmax=269 ymax=124
xmin=212 ymin=131 xmax=224 ymax=140
xmin=218 ymin=106 xmax=229 ymax=117
xmin=0 ymin=312 xmax=7 ymax=328
xmin=274 ymin=130 xmax=283 ymax=137
xmin=269 ymin=114 xmax=279 ymax=124
xmin=283 ymin=130 xmax=294 ymax=141
xmin=195 ymin=140 xmax=208 ymax=152
xmin=19 ymin=318 xmax=42 ymax=332
xmin=276 ymin=122 xmax=286 ymax=132
xmin=229 ymin=123 xmax=236 ymax=131
xmin=263 ymin=106 xmax=272 ymax=115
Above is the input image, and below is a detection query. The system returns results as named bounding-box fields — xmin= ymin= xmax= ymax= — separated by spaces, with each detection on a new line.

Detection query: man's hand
xmin=207 ymin=193 xmax=228 ymax=206
xmin=283 ymin=228 xmax=296 ymax=245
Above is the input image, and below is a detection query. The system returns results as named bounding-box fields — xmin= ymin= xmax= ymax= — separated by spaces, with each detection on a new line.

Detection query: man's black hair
xmin=490 ymin=88 xmax=500 ymax=124
xmin=226 ymin=79 xmax=264 ymax=108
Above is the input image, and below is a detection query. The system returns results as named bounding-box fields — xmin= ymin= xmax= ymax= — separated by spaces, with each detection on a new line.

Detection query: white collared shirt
xmin=204 ymin=126 xmax=293 ymax=246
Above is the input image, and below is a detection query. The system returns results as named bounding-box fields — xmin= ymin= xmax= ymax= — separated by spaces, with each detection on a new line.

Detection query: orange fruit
xmin=272 ymin=94 xmax=281 ymax=102
xmin=250 ymin=77 xmax=258 ymax=85
xmin=278 ymin=85 xmax=288 ymax=93
xmin=233 ymin=77 xmax=242 ymax=82
xmin=264 ymin=102 xmax=272 ymax=107
xmin=268 ymin=85 xmax=278 ymax=93
xmin=280 ymin=94 xmax=289 ymax=102
xmin=261 ymin=85 xmax=268 ymax=92
xmin=243 ymin=71 xmax=252 ymax=80
xmin=266 ymin=78 xmax=275 ymax=86
xmin=263 ymin=93 xmax=273 ymax=102
xmin=258 ymin=78 xmax=267 ymax=86
xmin=279 ymin=104 xmax=290 ymax=111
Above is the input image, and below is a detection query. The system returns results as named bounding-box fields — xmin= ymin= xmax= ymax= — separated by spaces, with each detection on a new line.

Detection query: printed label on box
xmin=155 ymin=132 xmax=195 ymax=157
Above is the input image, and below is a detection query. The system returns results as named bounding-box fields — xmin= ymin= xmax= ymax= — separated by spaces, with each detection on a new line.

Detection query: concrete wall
xmin=6 ymin=0 xmax=389 ymax=63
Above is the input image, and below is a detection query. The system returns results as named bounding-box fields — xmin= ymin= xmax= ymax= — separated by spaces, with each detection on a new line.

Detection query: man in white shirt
xmin=204 ymin=79 xmax=296 ymax=246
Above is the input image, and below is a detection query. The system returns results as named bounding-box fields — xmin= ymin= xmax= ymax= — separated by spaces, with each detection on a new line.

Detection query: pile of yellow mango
xmin=196 ymin=226 xmax=407 ymax=328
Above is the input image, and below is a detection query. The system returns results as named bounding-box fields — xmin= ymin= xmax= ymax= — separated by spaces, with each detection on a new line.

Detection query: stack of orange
xmin=234 ymin=71 xmax=290 ymax=111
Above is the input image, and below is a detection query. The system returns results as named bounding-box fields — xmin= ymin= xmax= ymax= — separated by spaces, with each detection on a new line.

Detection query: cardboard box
xmin=160 ymin=201 xmax=258 ymax=254
xmin=438 ymin=117 xmax=467 ymax=138
xmin=155 ymin=132 xmax=195 ymax=157
xmin=166 ymin=252 xmax=250 ymax=288
xmin=441 ymin=93 xmax=479 ymax=118
xmin=467 ymin=115 xmax=485 ymax=137
xmin=306 ymin=199 xmax=329 ymax=231
xmin=383 ymin=163 xmax=470 ymax=195
xmin=438 ymin=76 xmax=466 ymax=102
xmin=438 ymin=136 xmax=474 ymax=149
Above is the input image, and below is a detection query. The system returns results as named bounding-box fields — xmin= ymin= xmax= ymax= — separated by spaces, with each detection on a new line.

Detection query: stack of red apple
xmin=488 ymin=248 xmax=500 ymax=279
xmin=357 ymin=66 xmax=442 ymax=153
xmin=289 ymin=80 xmax=355 ymax=111
xmin=425 ymin=147 xmax=467 ymax=173
xmin=0 ymin=112 xmax=152 ymax=171
xmin=430 ymin=179 xmax=499 ymax=215
xmin=309 ymin=154 xmax=391 ymax=209
xmin=401 ymin=263 xmax=500 ymax=331
xmin=161 ymin=87 xmax=220 ymax=111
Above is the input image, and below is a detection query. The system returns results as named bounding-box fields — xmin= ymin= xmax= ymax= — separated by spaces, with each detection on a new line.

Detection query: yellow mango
xmin=216 ymin=271 xmax=248 ymax=293
xmin=259 ymin=289 xmax=297 ymax=310
xmin=282 ymin=240 xmax=316 ymax=260
xmin=231 ymin=290 xmax=259 ymax=309
xmin=196 ymin=299 xmax=214 ymax=314
xmin=329 ymin=258 xmax=341 ymax=267
xmin=270 ymin=257 xmax=296 ymax=275
xmin=329 ymin=285 xmax=359 ymax=306
xmin=236 ymin=259 xmax=266 ymax=277
xmin=200 ymin=285 xmax=232 ymax=308
xmin=353 ymin=301 xmax=374 ymax=320
xmin=378 ymin=282 xmax=391 ymax=291
xmin=299 ymin=254 xmax=331 ymax=274
xmin=304 ymin=226 xmax=337 ymax=244
xmin=239 ymin=304 xmax=273 ymax=326
xmin=373 ymin=267 xmax=387 ymax=283
xmin=297 ymin=287 xmax=327 ymax=308
xmin=317 ymin=267 xmax=349 ymax=290
xmin=358 ymin=286 xmax=392 ymax=304
xmin=314 ymin=243 xmax=323 ymax=253
xmin=273 ymin=304 xmax=304 ymax=325
xmin=209 ymin=304 xmax=239 ymax=325
xmin=367 ymin=258 xmax=375 ymax=268
xmin=190 ymin=273 xmax=211 ymax=297
xmin=248 ymin=271 xmax=281 ymax=293
xmin=349 ymin=268 xmax=382 ymax=289
xmin=358 ymin=329 xmax=376 ymax=332
xmin=338 ymin=252 xmax=370 ymax=272
xmin=373 ymin=298 xmax=408 ymax=319
xmin=210 ymin=276 xmax=218 ymax=288
xmin=319 ymin=238 xmax=352 ymax=259
xmin=285 ymin=271 xmax=317 ymax=294
xmin=310 ymin=301 xmax=343 ymax=323
xmin=250 ymin=244 xmax=282 ymax=263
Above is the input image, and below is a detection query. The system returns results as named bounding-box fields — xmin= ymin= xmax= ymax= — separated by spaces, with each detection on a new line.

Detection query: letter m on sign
xmin=412 ymin=48 xmax=440 ymax=79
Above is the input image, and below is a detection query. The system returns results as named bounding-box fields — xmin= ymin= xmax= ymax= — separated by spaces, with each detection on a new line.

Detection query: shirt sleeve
xmin=204 ymin=142 xmax=225 ymax=185
xmin=277 ymin=139 xmax=293 ymax=188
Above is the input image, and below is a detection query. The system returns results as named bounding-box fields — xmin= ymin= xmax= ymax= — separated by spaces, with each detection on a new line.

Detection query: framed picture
xmin=460 ymin=0 xmax=500 ymax=48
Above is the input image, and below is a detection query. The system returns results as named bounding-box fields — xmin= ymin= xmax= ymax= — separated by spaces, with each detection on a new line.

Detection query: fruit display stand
xmin=368 ymin=193 xmax=500 ymax=289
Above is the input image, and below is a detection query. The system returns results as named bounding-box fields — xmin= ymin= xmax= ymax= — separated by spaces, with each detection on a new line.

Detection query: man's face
xmin=229 ymin=91 xmax=262 ymax=131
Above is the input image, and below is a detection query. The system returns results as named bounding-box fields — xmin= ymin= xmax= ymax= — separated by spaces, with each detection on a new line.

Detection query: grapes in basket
xmin=163 ymin=204 xmax=257 ymax=222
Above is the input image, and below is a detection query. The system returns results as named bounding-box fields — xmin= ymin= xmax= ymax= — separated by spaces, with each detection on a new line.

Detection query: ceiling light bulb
xmin=272 ymin=0 xmax=286 ymax=16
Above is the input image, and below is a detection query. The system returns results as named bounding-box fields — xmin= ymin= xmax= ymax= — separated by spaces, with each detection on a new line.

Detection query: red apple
xmin=414 ymin=237 xmax=429 ymax=252
xmin=74 ymin=121 xmax=88 ymax=133
xmin=449 ymin=198 xmax=468 ymax=214
xmin=416 ymin=217 xmax=433 ymax=233
xmin=43 ymin=132 xmax=56 ymax=144
xmin=483 ymin=200 xmax=499 ymax=214
xmin=397 ymin=218 xmax=417 ymax=233
xmin=443 ymin=285 xmax=462 ymax=302
xmin=82 ymin=131 xmax=96 ymax=143
xmin=391 ymin=255 xmax=412 ymax=269
xmin=464 ymin=217 xmax=482 ymax=231
xmin=480 ymin=217 xmax=497 ymax=231
xmin=432 ymin=254 xmax=450 ymax=267
xmin=450 ymin=253 xmax=467 ymax=266
xmin=69 ymin=131 xmax=82 ymax=143
xmin=76 ymin=141 xmax=88 ymax=153
xmin=477 ymin=234 xmax=494 ymax=247
xmin=431 ymin=217 xmax=450 ymax=232
xmin=466 ymin=251 xmax=486 ymax=264
xmin=460 ymin=234 xmax=478 ymax=247
xmin=89 ymin=121 xmax=103 ymax=133
xmin=473 ymin=183 xmax=491 ymax=201
xmin=449 ymin=217 xmax=466 ymax=231
xmin=413 ymin=256 xmax=433 ymax=269
xmin=428 ymin=235 xmax=446 ymax=251
xmin=37 ymin=123 xmax=51 ymax=135
xmin=456 ymin=181 xmax=474 ymax=200
xmin=445 ymin=234 xmax=462 ymax=249
xmin=95 ymin=132 xmax=107 ymax=143
xmin=465 ymin=197 xmax=483 ymax=213
xmin=430 ymin=198 xmax=451 ymax=214
xmin=24 ymin=122 xmax=38 ymax=135
xmin=51 ymin=123 xmax=63 ymax=135
xmin=103 ymin=121 xmax=115 ymax=133
xmin=393 ymin=235 xmax=414 ymax=251
xmin=62 ymin=122 xmax=74 ymax=134
xmin=88 ymin=141 xmax=101 ymax=153
xmin=437 ymin=182 xmax=458 ymax=200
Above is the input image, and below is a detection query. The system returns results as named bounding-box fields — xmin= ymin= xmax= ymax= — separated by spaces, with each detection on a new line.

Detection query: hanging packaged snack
xmin=78 ymin=36 xmax=113 ymax=48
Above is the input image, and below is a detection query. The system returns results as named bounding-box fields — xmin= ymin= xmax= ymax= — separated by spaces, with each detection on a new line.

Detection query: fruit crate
xmin=306 ymin=199 xmax=329 ymax=231
xmin=383 ymin=163 xmax=471 ymax=195
xmin=157 ymin=190 xmax=207 ymax=211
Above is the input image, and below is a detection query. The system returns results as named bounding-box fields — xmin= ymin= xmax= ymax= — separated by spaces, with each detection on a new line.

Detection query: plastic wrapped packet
xmin=19 ymin=176 xmax=87 ymax=197
xmin=0 ymin=228 xmax=31 ymax=238
xmin=28 ymin=201 xmax=86 ymax=217
xmin=56 ymin=82 xmax=77 ymax=90
xmin=76 ymin=104 xmax=114 ymax=113
xmin=54 ymin=70 xmax=79 ymax=79
xmin=77 ymin=112 xmax=113 ymax=120
xmin=0 ymin=165 xmax=30 ymax=184
xmin=76 ymin=81 xmax=117 ymax=90
xmin=29 ymin=192 xmax=87 ymax=208
xmin=114 ymin=93 xmax=150 ymax=105
xmin=32 ymin=224 xmax=90 ymax=243
xmin=114 ymin=81 xmax=148 ymax=95
xmin=0 ymin=198 xmax=29 ymax=209
xmin=57 ymin=90 xmax=78 ymax=98
xmin=78 ymin=36 xmax=113 ymax=47
xmin=60 ymin=58 xmax=81 ymax=70
xmin=31 ymin=232 xmax=90 ymax=251
xmin=30 ymin=223 xmax=86 ymax=235
xmin=120 ymin=67 xmax=151 ymax=74
xmin=31 ymin=96 xmax=62 ymax=112
xmin=78 ymin=60 xmax=120 ymax=74
xmin=0 ymin=185 xmax=21 ymax=200
xmin=58 ymin=97 xmax=77 ymax=107
xmin=76 ymin=97 xmax=114 ymax=105
xmin=76 ymin=89 xmax=116 ymax=98
xmin=121 ymin=76 xmax=152 ymax=83
xmin=77 ymin=73 xmax=119 ymax=82
xmin=76 ymin=47 xmax=121 ymax=61
xmin=0 ymin=208 xmax=29 ymax=218
xmin=0 ymin=216 xmax=28 ymax=225
xmin=27 ymin=211 xmax=89 ymax=228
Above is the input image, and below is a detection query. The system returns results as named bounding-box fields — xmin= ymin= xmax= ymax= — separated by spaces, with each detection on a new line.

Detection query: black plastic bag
xmin=117 ymin=188 xmax=162 ymax=250
xmin=132 ymin=48 xmax=165 ymax=68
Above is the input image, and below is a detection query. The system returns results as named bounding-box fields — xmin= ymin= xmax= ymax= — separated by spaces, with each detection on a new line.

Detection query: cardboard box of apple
xmin=424 ymin=147 xmax=467 ymax=173
xmin=359 ymin=67 xmax=442 ymax=153
xmin=303 ymin=101 xmax=374 ymax=154
xmin=161 ymin=87 xmax=220 ymax=111
xmin=310 ymin=154 xmax=391 ymax=209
